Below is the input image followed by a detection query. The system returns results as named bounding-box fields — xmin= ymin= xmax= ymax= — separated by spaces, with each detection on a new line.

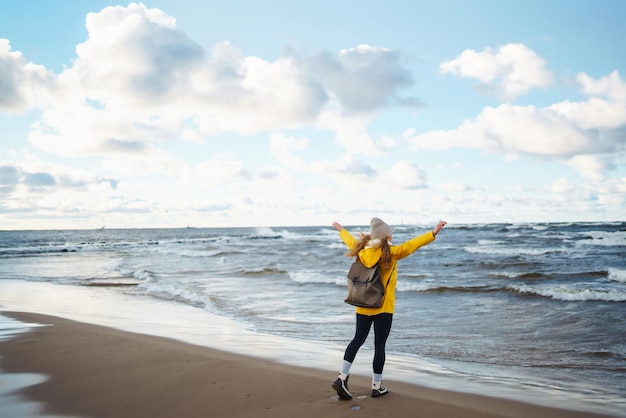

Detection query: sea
xmin=0 ymin=222 xmax=625 ymax=417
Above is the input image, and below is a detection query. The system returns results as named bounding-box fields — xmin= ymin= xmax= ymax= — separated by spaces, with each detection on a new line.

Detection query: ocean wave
xmin=82 ymin=281 xmax=140 ymax=287
xmin=394 ymin=281 xmax=626 ymax=302
xmin=531 ymin=224 xmax=549 ymax=231
xmin=247 ymin=234 xmax=283 ymax=240
xmin=0 ymin=245 xmax=83 ymax=256
xmin=278 ymin=228 xmax=334 ymax=242
xmin=241 ymin=267 xmax=287 ymax=275
xmin=488 ymin=270 xmax=608 ymax=280
xmin=575 ymin=230 xmax=626 ymax=247
xmin=187 ymin=249 xmax=245 ymax=258
xmin=145 ymin=245 xmax=224 ymax=258
xmin=41 ymin=274 xmax=145 ymax=287
xmin=0 ymin=238 xmax=166 ymax=257
xmin=489 ymin=271 xmax=523 ymax=279
xmin=247 ymin=227 xmax=319 ymax=241
xmin=511 ymin=284 xmax=626 ymax=302
xmin=464 ymin=245 xmax=564 ymax=256
xmin=400 ymin=284 xmax=506 ymax=294
xmin=608 ymin=268 xmax=626 ymax=283
xmin=246 ymin=227 xmax=339 ymax=243
xmin=581 ymin=350 xmax=625 ymax=362
xmin=289 ymin=271 xmax=343 ymax=285
xmin=477 ymin=239 xmax=506 ymax=246
xmin=486 ymin=271 xmax=546 ymax=280
xmin=131 ymin=268 xmax=154 ymax=280
xmin=136 ymin=277 xmax=212 ymax=309
xmin=515 ymin=272 xmax=546 ymax=279
xmin=101 ymin=260 xmax=155 ymax=283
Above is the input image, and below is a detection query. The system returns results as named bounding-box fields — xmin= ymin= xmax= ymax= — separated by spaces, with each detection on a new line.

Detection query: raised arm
xmin=432 ymin=221 xmax=447 ymax=237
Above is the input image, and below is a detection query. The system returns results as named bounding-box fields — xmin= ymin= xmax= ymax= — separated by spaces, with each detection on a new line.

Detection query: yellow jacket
xmin=339 ymin=228 xmax=435 ymax=315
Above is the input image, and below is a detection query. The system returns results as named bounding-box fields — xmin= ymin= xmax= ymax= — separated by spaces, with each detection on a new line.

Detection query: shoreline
xmin=0 ymin=311 xmax=615 ymax=418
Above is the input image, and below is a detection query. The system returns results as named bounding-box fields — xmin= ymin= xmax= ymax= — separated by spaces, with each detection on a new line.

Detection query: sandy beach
xmin=0 ymin=311 xmax=614 ymax=418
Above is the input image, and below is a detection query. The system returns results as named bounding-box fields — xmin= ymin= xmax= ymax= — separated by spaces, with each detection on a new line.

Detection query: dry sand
xmin=0 ymin=311 xmax=613 ymax=418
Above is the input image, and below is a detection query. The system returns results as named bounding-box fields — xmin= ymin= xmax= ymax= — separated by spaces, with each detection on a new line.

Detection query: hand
xmin=432 ymin=220 xmax=447 ymax=237
xmin=332 ymin=222 xmax=344 ymax=231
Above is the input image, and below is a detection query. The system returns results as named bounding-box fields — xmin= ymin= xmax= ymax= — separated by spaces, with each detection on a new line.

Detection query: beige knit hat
xmin=370 ymin=217 xmax=392 ymax=240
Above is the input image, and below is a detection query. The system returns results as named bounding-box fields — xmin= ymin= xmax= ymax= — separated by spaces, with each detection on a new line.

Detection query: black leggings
xmin=343 ymin=313 xmax=393 ymax=374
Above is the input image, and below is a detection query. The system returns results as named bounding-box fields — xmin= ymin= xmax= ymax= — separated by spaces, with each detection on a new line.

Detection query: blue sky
xmin=1 ymin=1 xmax=625 ymax=229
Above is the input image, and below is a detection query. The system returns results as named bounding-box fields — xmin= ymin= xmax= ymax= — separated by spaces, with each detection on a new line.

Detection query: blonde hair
xmin=346 ymin=233 xmax=392 ymax=270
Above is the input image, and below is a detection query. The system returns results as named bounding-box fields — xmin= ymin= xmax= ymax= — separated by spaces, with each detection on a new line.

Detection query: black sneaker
xmin=332 ymin=376 xmax=352 ymax=400
xmin=371 ymin=385 xmax=388 ymax=398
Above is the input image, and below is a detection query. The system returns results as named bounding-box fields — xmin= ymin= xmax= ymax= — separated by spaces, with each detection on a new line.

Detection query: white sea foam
xmin=289 ymin=270 xmax=343 ymax=285
xmin=608 ymin=268 xmax=626 ymax=283
xmin=102 ymin=259 xmax=124 ymax=272
xmin=531 ymin=225 xmax=549 ymax=231
xmin=575 ymin=230 xmax=626 ymax=247
xmin=489 ymin=271 xmax=521 ymax=278
xmin=477 ymin=239 xmax=505 ymax=246
xmin=512 ymin=284 xmax=626 ymax=302
xmin=278 ymin=228 xmax=332 ymax=241
xmin=253 ymin=226 xmax=278 ymax=236
xmin=132 ymin=269 xmax=153 ymax=280
xmin=0 ymin=315 xmax=44 ymax=342
xmin=396 ymin=281 xmax=439 ymax=292
xmin=107 ymin=262 xmax=154 ymax=282
xmin=464 ymin=245 xmax=557 ymax=256
xmin=137 ymin=277 xmax=212 ymax=308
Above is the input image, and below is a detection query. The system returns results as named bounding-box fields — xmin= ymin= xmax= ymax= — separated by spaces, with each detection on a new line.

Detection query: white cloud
xmin=183 ymin=157 xmax=252 ymax=187
xmin=2 ymin=4 xmax=623 ymax=228
xmin=577 ymin=70 xmax=626 ymax=101
xmin=410 ymin=104 xmax=592 ymax=155
xmin=550 ymin=71 xmax=626 ymax=130
xmin=550 ymin=97 xmax=626 ymax=130
xmin=377 ymin=160 xmax=427 ymax=189
xmin=6 ymin=3 xmax=416 ymax=158
xmin=100 ymin=149 xmax=187 ymax=176
xmin=439 ymin=43 xmax=554 ymax=101
xmin=0 ymin=39 xmax=54 ymax=112
xmin=309 ymin=156 xmax=427 ymax=191
xmin=408 ymin=71 xmax=626 ymax=177
xmin=442 ymin=181 xmax=470 ymax=192
xmin=550 ymin=178 xmax=575 ymax=194
xmin=310 ymin=155 xmax=378 ymax=185
xmin=267 ymin=131 xmax=426 ymax=191
xmin=566 ymin=155 xmax=612 ymax=181
xmin=544 ymin=177 xmax=626 ymax=210
xmin=0 ymin=158 xmax=118 ymax=194
xmin=269 ymin=132 xmax=309 ymax=169
xmin=0 ymin=157 xmax=121 ymax=227
xmin=317 ymin=111 xmax=396 ymax=155
xmin=308 ymin=44 xmax=418 ymax=113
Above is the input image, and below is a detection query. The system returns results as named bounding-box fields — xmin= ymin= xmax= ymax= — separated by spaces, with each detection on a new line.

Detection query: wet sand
xmin=0 ymin=312 xmax=614 ymax=418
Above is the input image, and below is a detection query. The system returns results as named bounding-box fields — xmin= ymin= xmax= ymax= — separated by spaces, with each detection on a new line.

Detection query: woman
xmin=331 ymin=217 xmax=447 ymax=399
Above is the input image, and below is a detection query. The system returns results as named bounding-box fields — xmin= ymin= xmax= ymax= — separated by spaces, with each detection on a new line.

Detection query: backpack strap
xmin=355 ymin=255 xmax=394 ymax=290
xmin=380 ymin=263 xmax=395 ymax=296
